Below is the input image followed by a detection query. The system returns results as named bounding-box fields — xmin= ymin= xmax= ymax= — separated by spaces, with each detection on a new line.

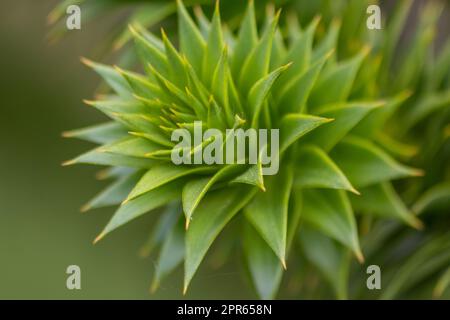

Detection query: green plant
xmin=63 ymin=0 xmax=436 ymax=299
xmin=48 ymin=0 xmax=268 ymax=47
xmin=349 ymin=0 xmax=450 ymax=299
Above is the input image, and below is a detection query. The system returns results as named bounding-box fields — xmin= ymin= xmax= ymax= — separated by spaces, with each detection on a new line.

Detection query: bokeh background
xmin=1 ymin=0 xmax=449 ymax=300
xmin=0 ymin=0 xmax=252 ymax=299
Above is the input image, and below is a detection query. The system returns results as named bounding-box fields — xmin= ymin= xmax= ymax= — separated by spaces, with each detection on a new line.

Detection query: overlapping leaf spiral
xmin=63 ymin=1 xmax=431 ymax=298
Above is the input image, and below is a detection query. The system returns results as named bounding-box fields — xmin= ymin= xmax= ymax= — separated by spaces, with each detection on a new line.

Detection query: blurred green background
xmin=3 ymin=0 xmax=448 ymax=301
xmin=0 ymin=0 xmax=251 ymax=299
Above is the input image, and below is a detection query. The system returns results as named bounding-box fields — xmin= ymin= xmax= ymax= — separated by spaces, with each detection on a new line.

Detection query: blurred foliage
xmin=53 ymin=0 xmax=450 ymax=299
